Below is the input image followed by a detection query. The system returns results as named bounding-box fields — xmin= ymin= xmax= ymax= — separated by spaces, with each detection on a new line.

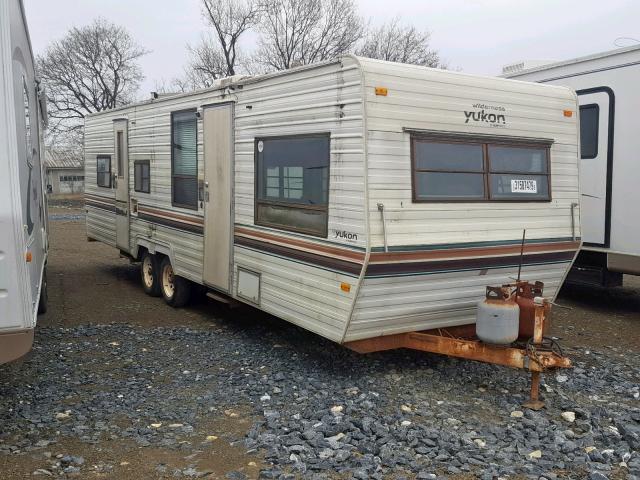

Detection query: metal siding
xmin=233 ymin=58 xmax=365 ymax=342
xmin=507 ymin=50 xmax=640 ymax=260
xmin=346 ymin=58 xmax=581 ymax=340
xmin=345 ymin=263 xmax=569 ymax=342
xmin=84 ymin=59 xmax=366 ymax=342
xmin=84 ymin=57 xmax=581 ymax=344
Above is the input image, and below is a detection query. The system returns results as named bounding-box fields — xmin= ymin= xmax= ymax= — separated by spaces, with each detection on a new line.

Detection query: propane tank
xmin=516 ymin=281 xmax=547 ymax=339
xmin=476 ymin=286 xmax=520 ymax=344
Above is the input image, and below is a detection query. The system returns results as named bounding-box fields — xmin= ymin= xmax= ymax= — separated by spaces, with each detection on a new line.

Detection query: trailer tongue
xmin=345 ymin=283 xmax=571 ymax=410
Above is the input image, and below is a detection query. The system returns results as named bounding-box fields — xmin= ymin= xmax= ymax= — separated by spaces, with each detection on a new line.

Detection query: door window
xmin=579 ymin=104 xmax=599 ymax=159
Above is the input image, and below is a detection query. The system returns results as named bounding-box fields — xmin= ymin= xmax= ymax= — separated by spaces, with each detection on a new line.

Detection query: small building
xmin=44 ymin=148 xmax=84 ymax=195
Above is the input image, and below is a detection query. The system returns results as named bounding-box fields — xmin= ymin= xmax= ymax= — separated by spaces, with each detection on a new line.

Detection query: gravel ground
xmin=1 ymin=209 xmax=638 ymax=479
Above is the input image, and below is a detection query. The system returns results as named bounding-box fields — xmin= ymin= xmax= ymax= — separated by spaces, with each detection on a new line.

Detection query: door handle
xmin=199 ymin=180 xmax=210 ymax=202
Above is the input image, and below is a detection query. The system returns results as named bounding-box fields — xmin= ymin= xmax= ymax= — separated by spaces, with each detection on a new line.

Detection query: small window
xmin=411 ymin=137 xmax=550 ymax=202
xmin=97 ymin=155 xmax=111 ymax=188
xmin=171 ymin=110 xmax=198 ymax=209
xmin=256 ymin=135 xmax=330 ymax=237
xmin=134 ymin=160 xmax=150 ymax=193
xmin=116 ymin=131 xmax=124 ymax=178
xmin=579 ymin=104 xmax=599 ymax=159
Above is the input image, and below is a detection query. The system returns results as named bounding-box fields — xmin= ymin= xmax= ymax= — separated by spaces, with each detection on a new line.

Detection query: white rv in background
xmin=85 ymin=56 xmax=581 ymax=345
xmin=0 ymin=0 xmax=48 ymax=363
xmin=504 ymin=46 xmax=640 ymax=287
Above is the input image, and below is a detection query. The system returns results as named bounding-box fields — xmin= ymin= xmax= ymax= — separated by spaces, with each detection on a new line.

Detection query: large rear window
xmin=411 ymin=136 xmax=551 ymax=202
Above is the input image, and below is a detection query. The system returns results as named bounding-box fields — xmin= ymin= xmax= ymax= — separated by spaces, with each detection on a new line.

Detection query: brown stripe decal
xmin=135 ymin=204 xmax=204 ymax=235
xmin=369 ymin=241 xmax=580 ymax=263
xmin=234 ymin=235 xmax=364 ymax=276
xmin=366 ymin=250 xmax=576 ymax=277
xmin=233 ymin=225 xmax=577 ymax=277
xmin=137 ymin=206 xmax=204 ymax=226
xmin=85 ymin=193 xmax=115 ymax=204
xmin=86 ymin=200 xmax=116 ymax=213
xmin=234 ymin=226 xmax=365 ymax=263
xmin=137 ymin=212 xmax=204 ymax=235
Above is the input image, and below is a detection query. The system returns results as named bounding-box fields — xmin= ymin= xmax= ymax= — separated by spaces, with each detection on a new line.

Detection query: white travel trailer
xmin=85 ymin=56 xmax=581 ymax=346
xmin=504 ymin=46 xmax=640 ymax=287
xmin=0 ymin=0 xmax=48 ymax=363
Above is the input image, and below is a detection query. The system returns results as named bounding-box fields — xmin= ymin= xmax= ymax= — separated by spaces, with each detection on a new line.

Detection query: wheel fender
xmin=134 ymin=237 xmax=176 ymax=267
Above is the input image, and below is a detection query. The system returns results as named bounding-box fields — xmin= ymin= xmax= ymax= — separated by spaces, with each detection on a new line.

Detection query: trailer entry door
xmin=114 ymin=119 xmax=130 ymax=252
xmin=202 ymin=103 xmax=233 ymax=292
xmin=577 ymin=90 xmax=612 ymax=247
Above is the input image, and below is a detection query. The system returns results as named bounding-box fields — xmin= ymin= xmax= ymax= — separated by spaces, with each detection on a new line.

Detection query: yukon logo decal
xmin=464 ymin=103 xmax=506 ymax=127
xmin=334 ymin=230 xmax=358 ymax=241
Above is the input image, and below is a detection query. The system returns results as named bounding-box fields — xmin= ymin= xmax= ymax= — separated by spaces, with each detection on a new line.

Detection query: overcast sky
xmin=24 ymin=0 xmax=640 ymax=97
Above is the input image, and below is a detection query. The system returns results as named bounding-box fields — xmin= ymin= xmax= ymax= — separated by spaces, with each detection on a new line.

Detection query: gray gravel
xmin=1 ymin=319 xmax=639 ymax=479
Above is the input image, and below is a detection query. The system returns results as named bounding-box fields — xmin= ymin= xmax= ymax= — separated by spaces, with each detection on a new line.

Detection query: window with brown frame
xmin=134 ymin=160 xmax=150 ymax=193
xmin=96 ymin=155 xmax=111 ymax=188
xmin=411 ymin=136 xmax=551 ymax=202
xmin=255 ymin=134 xmax=330 ymax=237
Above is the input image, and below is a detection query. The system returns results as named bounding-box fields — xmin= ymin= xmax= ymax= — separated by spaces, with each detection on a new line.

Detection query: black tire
xmin=159 ymin=256 xmax=191 ymax=307
xmin=140 ymin=251 xmax=162 ymax=297
xmin=37 ymin=267 xmax=48 ymax=315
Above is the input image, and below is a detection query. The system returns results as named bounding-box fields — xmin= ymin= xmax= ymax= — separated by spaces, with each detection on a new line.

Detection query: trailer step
xmin=206 ymin=291 xmax=240 ymax=307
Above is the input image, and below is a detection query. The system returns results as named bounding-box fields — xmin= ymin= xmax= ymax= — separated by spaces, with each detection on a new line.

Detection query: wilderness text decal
xmin=464 ymin=103 xmax=506 ymax=128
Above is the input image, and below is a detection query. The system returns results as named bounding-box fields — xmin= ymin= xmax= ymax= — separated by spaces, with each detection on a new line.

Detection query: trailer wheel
xmin=140 ymin=251 xmax=161 ymax=297
xmin=37 ymin=267 xmax=48 ymax=315
xmin=160 ymin=257 xmax=191 ymax=307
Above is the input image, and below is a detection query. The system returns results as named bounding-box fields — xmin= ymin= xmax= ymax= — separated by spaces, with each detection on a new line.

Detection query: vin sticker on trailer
xmin=511 ymin=179 xmax=537 ymax=193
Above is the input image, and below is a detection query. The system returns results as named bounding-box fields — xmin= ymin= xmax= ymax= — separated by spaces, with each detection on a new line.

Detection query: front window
xmin=412 ymin=136 xmax=550 ymax=202
xmin=255 ymin=135 xmax=330 ymax=237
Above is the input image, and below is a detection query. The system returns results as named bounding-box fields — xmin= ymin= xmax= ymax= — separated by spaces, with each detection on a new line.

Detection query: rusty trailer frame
xmin=345 ymin=298 xmax=570 ymax=410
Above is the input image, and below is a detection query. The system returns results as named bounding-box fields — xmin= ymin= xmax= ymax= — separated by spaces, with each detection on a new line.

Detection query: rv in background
xmin=0 ymin=0 xmax=48 ymax=363
xmin=504 ymin=46 xmax=640 ymax=287
xmin=85 ymin=56 xmax=580 ymax=346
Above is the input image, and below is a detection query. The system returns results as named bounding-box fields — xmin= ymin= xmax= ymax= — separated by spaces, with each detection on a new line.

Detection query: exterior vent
xmin=502 ymin=60 xmax=555 ymax=75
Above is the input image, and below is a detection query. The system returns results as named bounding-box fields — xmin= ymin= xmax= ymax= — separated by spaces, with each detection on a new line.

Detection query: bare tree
xmin=357 ymin=17 xmax=443 ymax=68
xmin=183 ymin=35 xmax=232 ymax=90
xmin=199 ymin=0 xmax=260 ymax=76
xmin=255 ymin=0 xmax=364 ymax=71
xmin=37 ymin=18 xmax=147 ymax=146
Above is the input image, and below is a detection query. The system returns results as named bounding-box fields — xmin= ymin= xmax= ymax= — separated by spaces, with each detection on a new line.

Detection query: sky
xmin=24 ymin=0 xmax=640 ymax=97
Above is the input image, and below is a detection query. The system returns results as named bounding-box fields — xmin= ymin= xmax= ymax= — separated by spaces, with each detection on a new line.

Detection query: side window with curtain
xmin=97 ymin=155 xmax=112 ymax=188
xmin=171 ymin=110 xmax=198 ymax=209
xmin=134 ymin=160 xmax=150 ymax=193
xmin=255 ymin=135 xmax=330 ymax=237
